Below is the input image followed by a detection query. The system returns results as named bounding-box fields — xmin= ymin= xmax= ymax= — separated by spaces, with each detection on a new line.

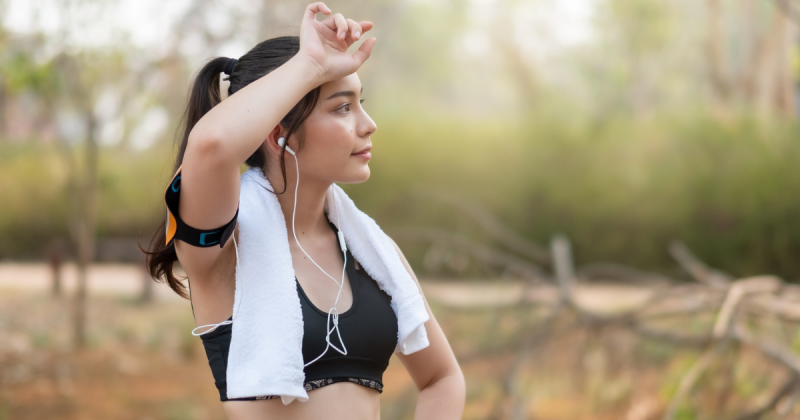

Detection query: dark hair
xmin=141 ymin=35 xmax=321 ymax=299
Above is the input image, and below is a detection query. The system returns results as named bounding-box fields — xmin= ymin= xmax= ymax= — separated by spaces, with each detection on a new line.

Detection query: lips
xmin=352 ymin=145 xmax=372 ymax=155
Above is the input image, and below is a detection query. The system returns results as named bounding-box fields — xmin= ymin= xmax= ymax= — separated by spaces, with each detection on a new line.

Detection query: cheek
xmin=306 ymin=116 xmax=355 ymax=154
xmin=300 ymin=118 xmax=359 ymax=176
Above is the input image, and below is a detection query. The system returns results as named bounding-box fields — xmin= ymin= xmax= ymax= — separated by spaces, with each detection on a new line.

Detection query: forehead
xmin=319 ymin=73 xmax=362 ymax=97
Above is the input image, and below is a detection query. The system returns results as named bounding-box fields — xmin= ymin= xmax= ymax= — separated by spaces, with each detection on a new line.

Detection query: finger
xmin=314 ymin=15 xmax=341 ymax=44
xmin=319 ymin=14 xmax=343 ymax=36
xmin=333 ymin=13 xmax=348 ymax=40
xmin=319 ymin=14 xmax=337 ymax=31
xmin=357 ymin=21 xmax=373 ymax=34
xmin=304 ymin=2 xmax=331 ymax=21
xmin=345 ymin=18 xmax=362 ymax=42
xmin=351 ymin=37 xmax=376 ymax=68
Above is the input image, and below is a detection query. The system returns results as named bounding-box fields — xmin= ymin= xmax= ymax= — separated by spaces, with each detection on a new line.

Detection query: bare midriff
xmin=222 ymin=381 xmax=381 ymax=420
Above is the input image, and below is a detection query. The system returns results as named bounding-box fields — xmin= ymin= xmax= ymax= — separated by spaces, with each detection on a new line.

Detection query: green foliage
xmin=674 ymin=405 xmax=698 ymax=420
xmin=0 ymin=141 xmax=172 ymax=259
xmin=354 ymin=113 xmax=800 ymax=279
xmin=0 ymin=40 xmax=60 ymax=96
xmin=3 ymin=113 xmax=800 ymax=279
xmin=791 ymin=327 xmax=800 ymax=354
xmin=733 ymin=362 xmax=758 ymax=398
xmin=794 ymin=43 xmax=800 ymax=81
xmin=598 ymin=0 xmax=674 ymax=55
xmin=0 ymin=142 xmax=70 ymax=259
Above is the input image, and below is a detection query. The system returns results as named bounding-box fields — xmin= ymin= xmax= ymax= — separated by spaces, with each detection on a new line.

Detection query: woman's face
xmin=277 ymin=72 xmax=377 ymax=186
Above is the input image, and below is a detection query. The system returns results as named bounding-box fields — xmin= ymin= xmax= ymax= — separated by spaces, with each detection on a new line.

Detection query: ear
xmin=265 ymin=125 xmax=286 ymax=155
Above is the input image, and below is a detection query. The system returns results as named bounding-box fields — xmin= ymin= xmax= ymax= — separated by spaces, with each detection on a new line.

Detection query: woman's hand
xmin=298 ymin=2 xmax=376 ymax=84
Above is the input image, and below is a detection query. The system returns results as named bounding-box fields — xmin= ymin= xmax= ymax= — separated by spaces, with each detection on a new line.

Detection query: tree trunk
xmin=140 ymin=255 xmax=154 ymax=304
xmin=752 ymin=7 xmax=783 ymax=117
xmin=707 ymin=0 xmax=731 ymax=101
xmin=0 ymin=80 xmax=6 ymax=141
xmin=47 ymin=239 xmax=65 ymax=297
xmin=773 ymin=1 xmax=797 ymax=118
xmin=71 ymin=113 xmax=99 ymax=349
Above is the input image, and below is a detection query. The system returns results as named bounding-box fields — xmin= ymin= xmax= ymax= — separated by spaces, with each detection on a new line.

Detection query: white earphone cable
xmin=283 ymin=137 xmax=349 ymax=366
xmin=191 ymin=224 xmax=242 ymax=336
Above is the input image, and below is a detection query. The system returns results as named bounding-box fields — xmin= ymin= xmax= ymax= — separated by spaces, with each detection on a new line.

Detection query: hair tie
xmin=223 ymin=57 xmax=238 ymax=76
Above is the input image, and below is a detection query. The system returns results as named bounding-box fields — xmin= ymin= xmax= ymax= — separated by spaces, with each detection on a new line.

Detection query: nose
xmin=358 ymin=109 xmax=377 ymax=138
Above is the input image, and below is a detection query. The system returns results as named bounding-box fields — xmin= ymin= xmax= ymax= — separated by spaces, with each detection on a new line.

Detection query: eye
xmin=338 ymin=99 xmax=365 ymax=113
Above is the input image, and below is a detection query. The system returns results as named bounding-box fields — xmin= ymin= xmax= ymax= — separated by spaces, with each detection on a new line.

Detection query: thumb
xmin=351 ymin=37 xmax=376 ymax=68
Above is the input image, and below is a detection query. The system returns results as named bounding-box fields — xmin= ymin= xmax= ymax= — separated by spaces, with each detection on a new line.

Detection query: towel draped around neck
xmin=225 ymin=167 xmax=430 ymax=404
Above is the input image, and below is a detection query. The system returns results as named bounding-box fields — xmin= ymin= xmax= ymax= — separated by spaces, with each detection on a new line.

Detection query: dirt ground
xmin=5 ymin=262 xmax=790 ymax=420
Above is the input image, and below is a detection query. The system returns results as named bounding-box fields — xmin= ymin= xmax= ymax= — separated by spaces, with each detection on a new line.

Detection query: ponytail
xmin=176 ymin=57 xmax=229 ymax=179
xmin=140 ymin=57 xmax=230 ymax=299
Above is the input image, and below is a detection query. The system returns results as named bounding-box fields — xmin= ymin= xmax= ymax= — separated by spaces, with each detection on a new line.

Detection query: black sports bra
xmin=194 ymin=217 xmax=399 ymax=401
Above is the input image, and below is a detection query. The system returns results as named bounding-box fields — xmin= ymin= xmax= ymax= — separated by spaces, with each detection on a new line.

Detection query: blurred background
xmin=1 ymin=0 xmax=799 ymax=419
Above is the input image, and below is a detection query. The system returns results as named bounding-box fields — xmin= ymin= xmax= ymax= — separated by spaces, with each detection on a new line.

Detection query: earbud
xmin=277 ymin=136 xmax=295 ymax=156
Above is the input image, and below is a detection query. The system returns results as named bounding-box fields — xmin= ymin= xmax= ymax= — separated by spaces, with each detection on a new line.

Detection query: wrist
xmin=288 ymin=54 xmax=327 ymax=88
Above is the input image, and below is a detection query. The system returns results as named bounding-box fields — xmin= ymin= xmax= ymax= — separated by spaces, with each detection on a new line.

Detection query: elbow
xmin=442 ymin=370 xmax=465 ymax=397
xmin=424 ymin=365 xmax=466 ymax=394
xmin=187 ymin=128 xmax=226 ymax=161
xmin=420 ymin=368 xmax=466 ymax=415
xmin=453 ymin=367 xmax=466 ymax=393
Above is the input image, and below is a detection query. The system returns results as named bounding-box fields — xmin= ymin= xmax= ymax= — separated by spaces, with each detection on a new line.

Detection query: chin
xmin=353 ymin=170 xmax=371 ymax=184
xmin=338 ymin=168 xmax=370 ymax=184
xmin=359 ymin=166 xmax=370 ymax=182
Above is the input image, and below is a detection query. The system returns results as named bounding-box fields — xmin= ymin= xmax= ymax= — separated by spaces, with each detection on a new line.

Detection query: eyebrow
xmin=324 ymin=86 xmax=363 ymax=100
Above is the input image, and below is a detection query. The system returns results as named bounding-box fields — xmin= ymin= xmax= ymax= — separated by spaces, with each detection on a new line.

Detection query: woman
xmin=144 ymin=3 xmax=465 ymax=419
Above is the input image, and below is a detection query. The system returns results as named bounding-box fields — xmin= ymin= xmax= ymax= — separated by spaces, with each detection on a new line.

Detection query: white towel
xmin=226 ymin=167 xmax=430 ymax=404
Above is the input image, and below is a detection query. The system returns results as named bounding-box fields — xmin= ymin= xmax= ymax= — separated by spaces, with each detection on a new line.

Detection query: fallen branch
xmin=713 ymin=276 xmax=783 ymax=338
xmin=733 ymin=323 xmax=800 ymax=376
xmin=577 ymin=262 xmax=676 ymax=286
xmin=408 ymin=189 xmax=552 ymax=264
xmin=396 ymin=207 xmax=800 ymax=417
xmin=668 ymin=240 xmax=732 ymax=289
xmin=551 ymin=234 xmax=575 ymax=306
xmin=391 ymin=227 xmax=549 ymax=281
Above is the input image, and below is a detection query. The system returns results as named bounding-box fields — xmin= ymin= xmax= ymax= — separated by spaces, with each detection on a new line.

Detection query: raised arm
xmin=174 ymin=2 xmax=376 ymax=282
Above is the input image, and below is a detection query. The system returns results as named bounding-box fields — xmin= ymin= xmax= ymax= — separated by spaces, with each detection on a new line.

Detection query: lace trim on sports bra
xmin=225 ymin=377 xmax=383 ymax=401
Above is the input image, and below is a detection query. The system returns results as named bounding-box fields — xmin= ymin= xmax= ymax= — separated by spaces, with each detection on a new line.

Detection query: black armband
xmin=164 ymin=165 xmax=238 ymax=248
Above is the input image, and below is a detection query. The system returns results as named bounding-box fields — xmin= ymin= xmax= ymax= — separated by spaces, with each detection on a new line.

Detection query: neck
xmin=265 ymin=165 xmax=332 ymax=241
